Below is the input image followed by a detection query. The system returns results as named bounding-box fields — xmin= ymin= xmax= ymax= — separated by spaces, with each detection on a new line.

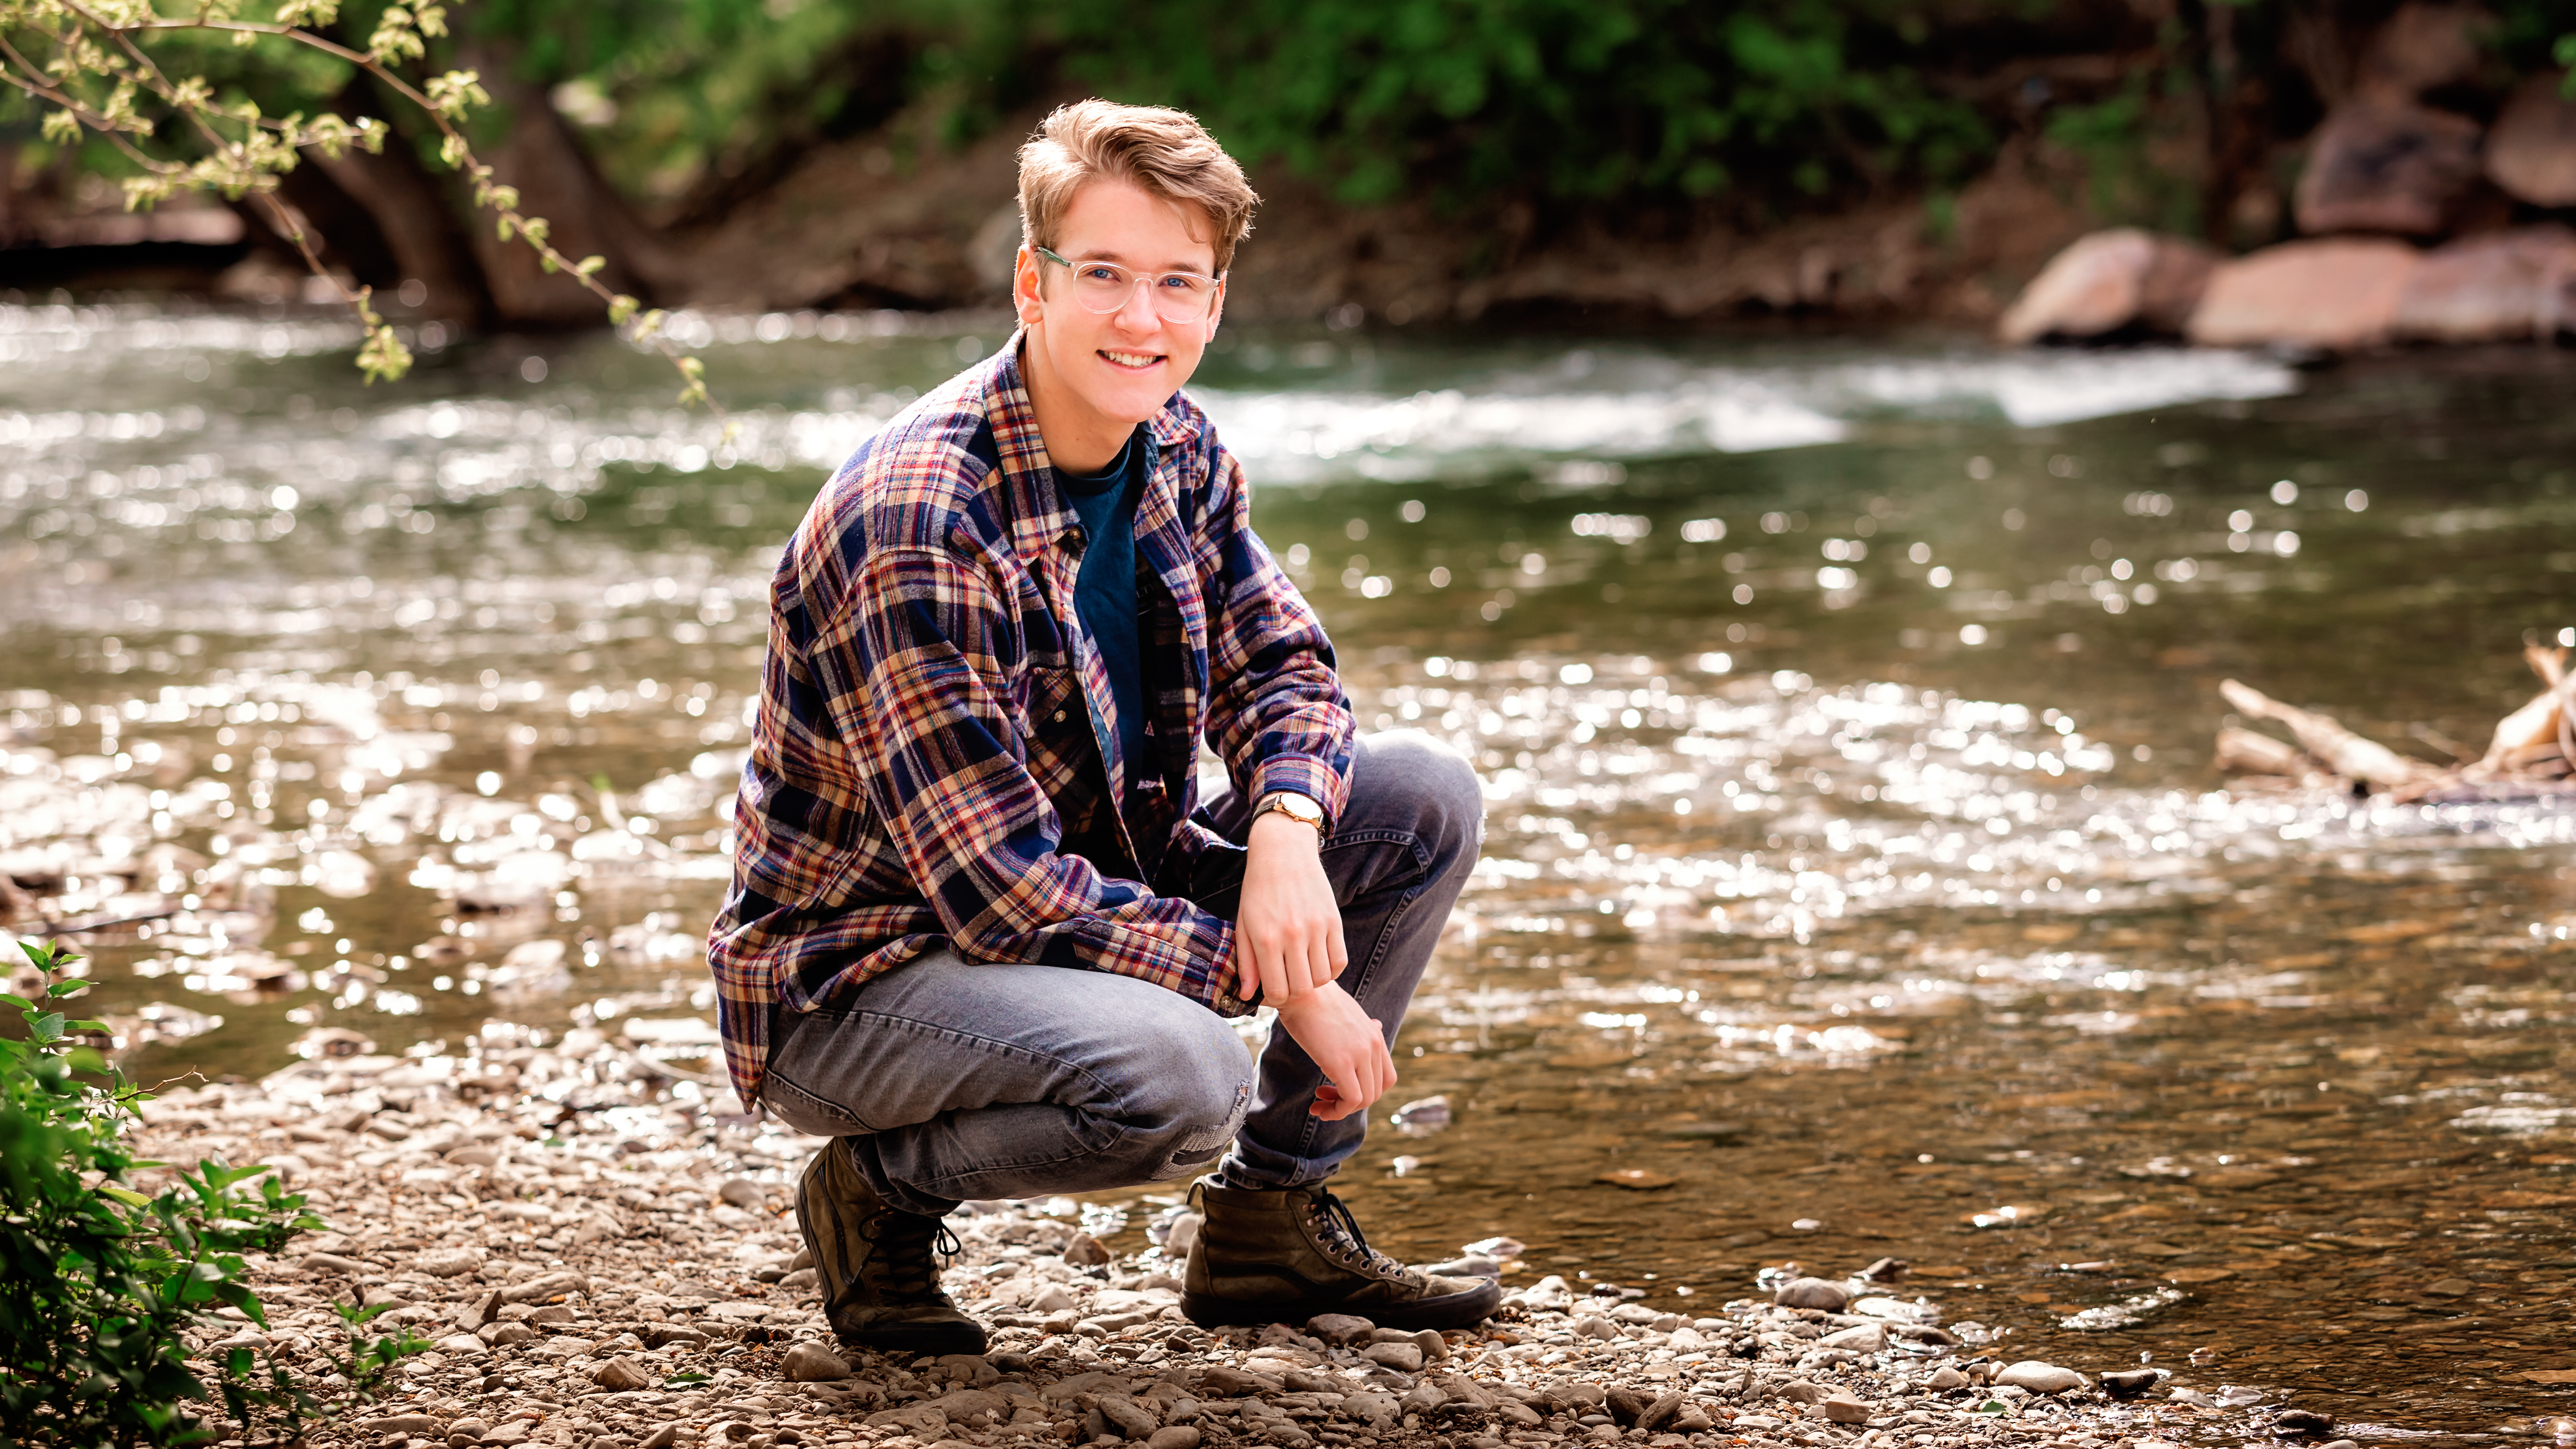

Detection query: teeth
xmin=1102 ymin=351 xmax=1158 ymax=367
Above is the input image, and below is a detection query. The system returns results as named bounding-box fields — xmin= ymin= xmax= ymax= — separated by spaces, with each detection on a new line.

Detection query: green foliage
xmin=0 ymin=0 xmax=712 ymax=405
xmin=0 ymin=940 xmax=427 ymax=1448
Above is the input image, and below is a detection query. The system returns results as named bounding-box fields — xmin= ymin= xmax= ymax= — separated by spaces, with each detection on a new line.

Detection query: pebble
xmin=1305 ymin=1312 xmax=1375 ymax=1344
xmin=781 ymin=1341 xmax=851 ymax=1381
xmin=1771 ymin=1277 xmax=1852 ymax=1311
xmin=1993 ymin=1360 xmax=2087 ymax=1395
xmin=112 ymin=1039 xmax=2189 ymax=1449
xmin=2100 ymin=1368 xmax=2159 ymax=1400
xmin=1360 ymin=1341 xmax=1423 ymax=1372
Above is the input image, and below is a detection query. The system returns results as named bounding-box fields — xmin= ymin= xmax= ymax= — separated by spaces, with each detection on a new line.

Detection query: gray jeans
xmin=758 ymin=731 xmax=1483 ymax=1216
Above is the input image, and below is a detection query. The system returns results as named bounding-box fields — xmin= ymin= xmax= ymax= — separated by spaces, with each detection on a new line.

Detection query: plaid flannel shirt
xmin=707 ymin=336 xmax=1354 ymax=1107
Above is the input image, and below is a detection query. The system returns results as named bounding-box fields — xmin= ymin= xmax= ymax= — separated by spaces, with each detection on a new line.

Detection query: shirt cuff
xmin=1248 ymin=752 xmax=1349 ymax=831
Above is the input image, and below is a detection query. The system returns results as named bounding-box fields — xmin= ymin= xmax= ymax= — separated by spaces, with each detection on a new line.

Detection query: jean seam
xmin=773 ymin=1006 xmax=1128 ymax=1127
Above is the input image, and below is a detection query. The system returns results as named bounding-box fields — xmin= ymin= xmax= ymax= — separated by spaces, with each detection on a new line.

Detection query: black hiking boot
xmin=1180 ymin=1177 xmax=1501 ymax=1329
xmin=794 ymin=1141 xmax=987 ymax=1355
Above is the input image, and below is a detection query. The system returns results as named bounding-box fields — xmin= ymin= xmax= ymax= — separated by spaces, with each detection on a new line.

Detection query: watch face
xmin=1277 ymin=794 xmax=1323 ymax=823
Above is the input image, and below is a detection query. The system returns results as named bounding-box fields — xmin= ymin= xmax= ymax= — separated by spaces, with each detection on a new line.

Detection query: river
xmin=5 ymin=297 xmax=2576 ymax=1442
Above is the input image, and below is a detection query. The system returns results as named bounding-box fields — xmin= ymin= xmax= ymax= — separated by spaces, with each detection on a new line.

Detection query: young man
xmin=707 ymin=99 xmax=1494 ymax=1355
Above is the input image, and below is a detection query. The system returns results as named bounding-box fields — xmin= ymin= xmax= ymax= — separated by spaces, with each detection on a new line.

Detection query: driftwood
xmin=2218 ymin=649 xmax=2576 ymax=801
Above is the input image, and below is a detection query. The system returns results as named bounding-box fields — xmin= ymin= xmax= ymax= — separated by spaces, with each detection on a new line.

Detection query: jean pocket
xmin=760 ymin=1066 xmax=879 ymax=1136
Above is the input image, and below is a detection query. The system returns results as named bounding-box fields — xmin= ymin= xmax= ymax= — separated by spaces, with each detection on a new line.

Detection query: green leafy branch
xmin=0 ymin=0 xmax=715 ymax=411
xmin=0 ymin=939 xmax=427 ymax=1446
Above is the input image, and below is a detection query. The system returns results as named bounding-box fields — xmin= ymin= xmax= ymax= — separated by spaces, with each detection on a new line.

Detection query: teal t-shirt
xmin=1054 ymin=428 xmax=1148 ymax=774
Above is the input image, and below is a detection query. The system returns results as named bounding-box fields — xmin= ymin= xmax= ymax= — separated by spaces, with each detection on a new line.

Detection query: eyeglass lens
xmin=1068 ymin=262 xmax=1216 ymax=322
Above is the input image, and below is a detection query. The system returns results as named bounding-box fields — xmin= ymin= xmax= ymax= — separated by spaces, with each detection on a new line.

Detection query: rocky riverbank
xmin=137 ymin=1037 xmax=2343 ymax=1449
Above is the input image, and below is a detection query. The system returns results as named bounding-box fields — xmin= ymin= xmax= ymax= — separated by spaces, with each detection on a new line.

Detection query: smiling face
xmin=1013 ymin=177 xmax=1225 ymax=472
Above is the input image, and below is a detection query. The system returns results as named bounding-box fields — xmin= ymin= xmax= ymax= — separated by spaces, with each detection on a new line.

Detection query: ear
xmin=1206 ymin=275 xmax=1225 ymax=336
xmin=1013 ymin=245 xmax=1045 ymax=328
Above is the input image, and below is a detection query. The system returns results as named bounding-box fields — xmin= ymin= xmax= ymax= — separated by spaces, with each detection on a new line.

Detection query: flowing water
xmin=7 ymin=298 xmax=2576 ymax=1442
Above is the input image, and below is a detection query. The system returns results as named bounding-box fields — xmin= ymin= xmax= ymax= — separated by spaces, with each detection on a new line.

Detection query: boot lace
xmin=1308 ymin=1188 xmax=1422 ymax=1284
xmin=861 ymin=1210 xmax=963 ymax=1302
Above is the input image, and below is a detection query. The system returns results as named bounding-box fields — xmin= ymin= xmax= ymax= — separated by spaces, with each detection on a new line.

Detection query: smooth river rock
xmin=2392 ymin=226 xmax=2576 ymax=342
xmin=1997 ymin=228 xmax=2215 ymax=343
xmin=1771 ymin=1277 xmax=1852 ymax=1311
xmin=2187 ymin=239 xmax=2418 ymax=350
xmin=1993 ymin=1360 xmax=2088 ymax=1394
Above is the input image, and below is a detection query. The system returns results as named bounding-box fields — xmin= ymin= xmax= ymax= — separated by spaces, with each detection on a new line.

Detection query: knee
xmin=1119 ymin=1009 xmax=1253 ymax=1137
xmin=1363 ymin=730 xmax=1483 ymax=857
xmin=1117 ymin=1011 xmax=1252 ymax=1181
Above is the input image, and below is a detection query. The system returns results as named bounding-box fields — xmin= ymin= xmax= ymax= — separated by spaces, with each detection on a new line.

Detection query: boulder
xmin=2353 ymin=3 xmax=2492 ymax=103
xmin=1998 ymin=229 xmax=2217 ymax=343
xmin=2294 ymin=99 xmax=2484 ymax=236
xmin=2187 ymin=239 xmax=2420 ymax=350
xmin=2393 ymin=226 xmax=2576 ymax=341
xmin=2486 ymin=72 xmax=2576 ymax=207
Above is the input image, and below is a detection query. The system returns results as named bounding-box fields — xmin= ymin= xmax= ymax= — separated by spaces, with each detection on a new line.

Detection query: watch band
xmin=1252 ymin=791 xmax=1326 ymax=833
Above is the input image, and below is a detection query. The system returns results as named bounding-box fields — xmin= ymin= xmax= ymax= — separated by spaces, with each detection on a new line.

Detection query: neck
xmin=1018 ymin=330 xmax=1135 ymax=474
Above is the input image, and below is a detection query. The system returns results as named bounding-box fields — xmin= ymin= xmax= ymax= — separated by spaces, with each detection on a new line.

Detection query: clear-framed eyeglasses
xmin=1035 ymin=246 xmax=1222 ymax=323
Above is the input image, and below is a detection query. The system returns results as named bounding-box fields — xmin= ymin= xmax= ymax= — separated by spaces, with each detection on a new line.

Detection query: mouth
xmin=1098 ymin=348 xmax=1164 ymax=371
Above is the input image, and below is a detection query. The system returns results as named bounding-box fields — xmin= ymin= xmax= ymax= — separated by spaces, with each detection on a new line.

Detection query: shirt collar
xmin=984 ymin=331 xmax=1206 ymax=567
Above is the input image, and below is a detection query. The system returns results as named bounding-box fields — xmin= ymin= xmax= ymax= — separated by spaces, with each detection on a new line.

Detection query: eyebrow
xmin=1066 ymin=248 xmax=1218 ymax=275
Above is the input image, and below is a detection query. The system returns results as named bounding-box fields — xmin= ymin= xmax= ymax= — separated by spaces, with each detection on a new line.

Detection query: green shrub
xmin=0 ymin=941 xmax=425 ymax=1449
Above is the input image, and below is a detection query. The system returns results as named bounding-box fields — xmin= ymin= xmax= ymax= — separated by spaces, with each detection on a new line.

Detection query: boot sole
xmin=833 ymin=1317 xmax=992 ymax=1357
xmin=1179 ymin=1277 xmax=1503 ymax=1331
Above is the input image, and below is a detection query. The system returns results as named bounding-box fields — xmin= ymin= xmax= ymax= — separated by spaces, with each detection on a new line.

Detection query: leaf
xmin=47 ymin=980 xmax=89 ymax=998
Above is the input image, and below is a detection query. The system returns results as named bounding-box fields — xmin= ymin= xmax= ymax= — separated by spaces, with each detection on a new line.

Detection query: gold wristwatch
xmin=1252 ymin=791 xmax=1326 ymax=834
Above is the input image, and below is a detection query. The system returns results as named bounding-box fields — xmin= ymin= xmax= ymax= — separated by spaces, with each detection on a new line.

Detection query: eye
xmin=1159 ymin=274 xmax=1205 ymax=291
xmin=1077 ymin=265 xmax=1124 ymax=284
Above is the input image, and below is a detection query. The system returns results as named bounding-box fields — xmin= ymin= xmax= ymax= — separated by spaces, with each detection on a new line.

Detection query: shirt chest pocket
xmin=1011 ymin=663 xmax=1082 ymax=742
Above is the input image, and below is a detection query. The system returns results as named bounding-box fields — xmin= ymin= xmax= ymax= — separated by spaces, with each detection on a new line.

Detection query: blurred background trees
xmin=5 ymin=0 xmax=2575 ymax=329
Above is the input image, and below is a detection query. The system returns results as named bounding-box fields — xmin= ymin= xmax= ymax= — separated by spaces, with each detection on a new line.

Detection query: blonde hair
xmin=1017 ymin=99 xmax=1258 ymax=275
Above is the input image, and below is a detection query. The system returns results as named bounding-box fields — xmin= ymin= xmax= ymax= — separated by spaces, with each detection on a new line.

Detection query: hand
xmin=1273 ymin=982 xmax=1395 ymax=1122
xmin=1232 ymin=805 xmax=1345 ymax=1006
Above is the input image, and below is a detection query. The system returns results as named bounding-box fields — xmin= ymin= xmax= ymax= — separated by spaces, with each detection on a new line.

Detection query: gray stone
xmin=1146 ymin=1430 xmax=1201 ymax=1449
xmin=595 ymin=1356 xmax=656 ymax=1392
xmin=1770 ymin=1278 xmax=1851 ymax=1312
xmin=640 ymin=1431 xmax=682 ymax=1449
xmin=1064 ymin=1232 xmax=1113 ymax=1267
xmin=1815 ymin=1322 xmax=1885 ymax=1352
xmin=2488 ymin=72 xmax=2576 ymax=207
xmin=416 ymin=1246 xmax=486 ymax=1279
xmin=1991 ymin=1361 xmax=2086 ymax=1395
xmin=781 ymin=1342 xmax=851 ymax=1382
xmin=716 ymin=1178 xmax=766 ymax=1211
xmin=1362 ymin=1342 xmax=1423 ymax=1373
xmin=1922 ymin=1366 xmax=1969 ymax=1391
xmin=1821 ymin=1396 xmax=1870 ymax=1425
xmin=1410 ymin=1328 xmax=1448 ymax=1362
xmin=500 ymin=1271 xmax=588 ymax=1304
xmin=2294 ymin=99 xmax=2483 ymax=237
xmin=1573 ymin=1315 xmax=1620 ymax=1340
xmin=478 ymin=1320 xmax=540 ymax=1347
xmin=1306 ymin=1312 xmax=1375 ymax=1345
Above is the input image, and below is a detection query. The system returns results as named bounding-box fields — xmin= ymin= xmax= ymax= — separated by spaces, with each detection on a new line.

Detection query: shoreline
xmin=139 ymin=1037 xmax=2322 ymax=1449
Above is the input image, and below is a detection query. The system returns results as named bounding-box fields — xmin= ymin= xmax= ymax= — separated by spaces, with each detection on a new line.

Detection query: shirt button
xmin=1053 ymin=709 xmax=1066 ymax=722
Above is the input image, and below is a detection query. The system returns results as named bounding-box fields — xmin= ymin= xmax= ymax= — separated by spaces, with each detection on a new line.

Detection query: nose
xmin=1112 ymin=274 xmax=1161 ymax=332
